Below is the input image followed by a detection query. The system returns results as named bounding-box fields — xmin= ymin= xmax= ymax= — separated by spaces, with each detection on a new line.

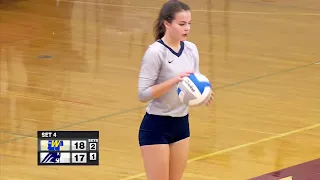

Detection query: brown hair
xmin=153 ymin=0 xmax=190 ymax=40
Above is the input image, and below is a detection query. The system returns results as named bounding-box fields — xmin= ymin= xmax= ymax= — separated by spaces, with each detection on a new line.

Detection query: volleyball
xmin=177 ymin=73 xmax=212 ymax=106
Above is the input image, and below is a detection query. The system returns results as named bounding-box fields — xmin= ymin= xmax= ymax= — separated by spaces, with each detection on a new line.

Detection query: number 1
xmin=90 ymin=153 xmax=97 ymax=160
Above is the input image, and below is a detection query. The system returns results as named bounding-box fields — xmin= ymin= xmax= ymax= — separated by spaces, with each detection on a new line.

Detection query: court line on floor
xmin=0 ymin=105 xmax=145 ymax=144
xmin=0 ymin=93 xmax=95 ymax=107
xmin=0 ymin=61 xmax=317 ymax=144
xmin=0 ymin=131 xmax=32 ymax=138
xmin=120 ymin=122 xmax=320 ymax=180
xmin=60 ymin=0 xmax=320 ymax=16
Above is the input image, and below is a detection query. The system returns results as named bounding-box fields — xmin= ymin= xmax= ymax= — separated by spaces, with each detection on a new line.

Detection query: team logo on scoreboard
xmin=41 ymin=152 xmax=61 ymax=163
xmin=48 ymin=140 xmax=63 ymax=151
xmin=40 ymin=152 xmax=70 ymax=163
xmin=40 ymin=140 xmax=70 ymax=151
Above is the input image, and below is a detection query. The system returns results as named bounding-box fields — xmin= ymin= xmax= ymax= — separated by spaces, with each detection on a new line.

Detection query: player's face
xmin=166 ymin=10 xmax=191 ymax=41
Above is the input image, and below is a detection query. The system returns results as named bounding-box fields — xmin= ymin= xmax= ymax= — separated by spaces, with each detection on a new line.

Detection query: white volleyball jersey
xmin=138 ymin=39 xmax=200 ymax=117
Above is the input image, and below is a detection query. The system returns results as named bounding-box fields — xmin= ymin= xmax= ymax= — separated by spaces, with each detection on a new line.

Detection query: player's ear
xmin=164 ymin=20 xmax=171 ymax=28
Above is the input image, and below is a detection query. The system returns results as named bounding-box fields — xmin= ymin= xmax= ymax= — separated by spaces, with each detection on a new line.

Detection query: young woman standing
xmin=137 ymin=1 xmax=214 ymax=179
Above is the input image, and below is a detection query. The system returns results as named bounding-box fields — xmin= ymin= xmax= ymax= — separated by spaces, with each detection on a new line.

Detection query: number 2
xmin=90 ymin=143 xmax=96 ymax=150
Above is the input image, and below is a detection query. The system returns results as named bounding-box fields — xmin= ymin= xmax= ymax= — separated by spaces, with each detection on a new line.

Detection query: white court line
xmin=61 ymin=0 xmax=320 ymax=16
xmin=120 ymin=122 xmax=320 ymax=180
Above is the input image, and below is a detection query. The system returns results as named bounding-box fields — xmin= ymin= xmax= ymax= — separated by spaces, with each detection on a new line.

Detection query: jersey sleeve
xmin=138 ymin=47 xmax=162 ymax=102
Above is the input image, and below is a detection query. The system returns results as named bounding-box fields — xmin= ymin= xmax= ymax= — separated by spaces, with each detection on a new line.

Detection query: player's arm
xmin=138 ymin=48 xmax=191 ymax=103
xmin=138 ymin=48 xmax=173 ymax=103
xmin=149 ymin=72 xmax=191 ymax=101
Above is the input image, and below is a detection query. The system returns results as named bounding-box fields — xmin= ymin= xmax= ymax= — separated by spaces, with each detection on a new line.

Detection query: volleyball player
xmin=137 ymin=1 xmax=214 ymax=179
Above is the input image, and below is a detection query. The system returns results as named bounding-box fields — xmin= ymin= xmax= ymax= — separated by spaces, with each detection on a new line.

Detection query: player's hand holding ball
xmin=177 ymin=72 xmax=214 ymax=107
xmin=206 ymin=91 xmax=214 ymax=106
xmin=175 ymin=71 xmax=194 ymax=82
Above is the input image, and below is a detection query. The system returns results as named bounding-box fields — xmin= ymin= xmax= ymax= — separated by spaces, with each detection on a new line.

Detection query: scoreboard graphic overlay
xmin=38 ymin=131 xmax=99 ymax=165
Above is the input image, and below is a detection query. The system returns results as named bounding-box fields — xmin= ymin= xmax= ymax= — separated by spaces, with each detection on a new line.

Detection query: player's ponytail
xmin=153 ymin=16 xmax=166 ymax=41
xmin=153 ymin=0 xmax=190 ymax=41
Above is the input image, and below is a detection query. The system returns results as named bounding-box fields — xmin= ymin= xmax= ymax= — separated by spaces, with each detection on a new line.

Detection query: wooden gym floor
xmin=0 ymin=0 xmax=319 ymax=179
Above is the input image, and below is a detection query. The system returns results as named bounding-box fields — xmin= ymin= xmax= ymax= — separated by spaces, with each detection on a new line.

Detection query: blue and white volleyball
xmin=177 ymin=73 xmax=212 ymax=106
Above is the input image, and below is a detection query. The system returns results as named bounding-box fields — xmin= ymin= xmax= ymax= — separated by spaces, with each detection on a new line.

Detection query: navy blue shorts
xmin=138 ymin=112 xmax=190 ymax=146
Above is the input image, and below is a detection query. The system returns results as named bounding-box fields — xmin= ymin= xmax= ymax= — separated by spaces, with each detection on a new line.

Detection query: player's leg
xmin=138 ymin=113 xmax=170 ymax=180
xmin=140 ymin=144 xmax=170 ymax=180
xmin=168 ymin=137 xmax=189 ymax=180
xmin=168 ymin=115 xmax=190 ymax=180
